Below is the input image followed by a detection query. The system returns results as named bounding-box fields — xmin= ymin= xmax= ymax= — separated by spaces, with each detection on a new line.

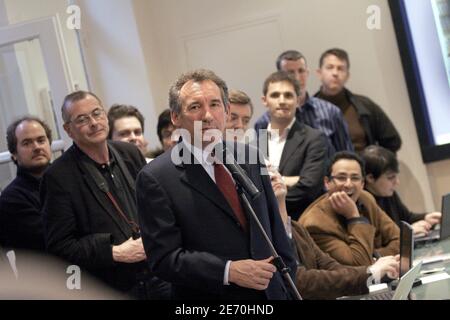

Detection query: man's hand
xmin=369 ymin=255 xmax=400 ymax=282
xmin=412 ymin=220 xmax=432 ymax=236
xmin=112 ymin=237 xmax=147 ymax=263
xmin=424 ymin=212 xmax=441 ymax=226
xmin=328 ymin=191 xmax=360 ymax=219
xmin=229 ymin=257 xmax=276 ymax=290
xmin=283 ymin=176 xmax=300 ymax=187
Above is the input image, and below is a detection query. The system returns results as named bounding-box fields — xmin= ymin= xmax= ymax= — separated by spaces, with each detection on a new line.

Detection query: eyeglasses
xmin=330 ymin=175 xmax=363 ymax=184
xmin=67 ymin=108 xmax=106 ymax=126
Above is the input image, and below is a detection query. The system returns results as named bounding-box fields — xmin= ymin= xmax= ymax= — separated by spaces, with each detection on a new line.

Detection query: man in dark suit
xmin=136 ymin=69 xmax=296 ymax=300
xmin=41 ymin=91 xmax=169 ymax=299
xmin=258 ymin=71 xmax=328 ymax=220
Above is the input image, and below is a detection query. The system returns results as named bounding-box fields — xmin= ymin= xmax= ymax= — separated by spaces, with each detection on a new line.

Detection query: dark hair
xmin=156 ymin=109 xmax=173 ymax=143
xmin=6 ymin=116 xmax=53 ymax=163
xmin=107 ymin=104 xmax=145 ymax=139
xmin=325 ymin=151 xmax=365 ymax=178
xmin=319 ymin=48 xmax=350 ymax=69
xmin=169 ymin=69 xmax=229 ymax=114
xmin=276 ymin=50 xmax=307 ymax=70
xmin=361 ymin=145 xmax=399 ymax=180
xmin=61 ymin=90 xmax=103 ymax=123
xmin=228 ymin=89 xmax=254 ymax=115
xmin=262 ymin=71 xmax=301 ymax=97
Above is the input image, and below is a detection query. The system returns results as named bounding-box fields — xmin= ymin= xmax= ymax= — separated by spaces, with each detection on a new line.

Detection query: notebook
xmin=338 ymin=221 xmax=418 ymax=300
xmin=360 ymin=261 xmax=422 ymax=300
xmin=415 ymin=193 xmax=450 ymax=244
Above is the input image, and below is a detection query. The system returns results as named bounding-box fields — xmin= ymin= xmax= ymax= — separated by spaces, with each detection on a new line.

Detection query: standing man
xmin=315 ymin=48 xmax=402 ymax=153
xmin=136 ymin=69 xmax=296 ymax=300
xmin=259 ymin=71 xmax=328 ymax=220
xmin=41 ymin=91 xmax=169 ymax=299
xmin=0 ymin=117 xmax=52 ymax=255
xmin=255 ymin=50 xmax=353 ymax=154
xmin=107 ymin=104 xmax=150 ymax=158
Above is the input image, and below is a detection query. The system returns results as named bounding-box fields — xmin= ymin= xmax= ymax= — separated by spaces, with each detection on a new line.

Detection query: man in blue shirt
xmin=255 ymin=50 xmax=353 ymax=155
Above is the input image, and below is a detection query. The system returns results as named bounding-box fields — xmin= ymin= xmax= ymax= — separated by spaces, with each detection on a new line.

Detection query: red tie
xmin=214 ymin=163 xmax=248 ymax=231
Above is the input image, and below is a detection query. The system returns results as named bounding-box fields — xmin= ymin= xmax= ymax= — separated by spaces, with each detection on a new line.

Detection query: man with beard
xmin=0 ymin=116 xmax=52 ymax=254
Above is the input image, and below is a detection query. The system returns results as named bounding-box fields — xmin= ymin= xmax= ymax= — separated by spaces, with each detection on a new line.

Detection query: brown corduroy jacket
xmin=299 ymin=190 xmax=400 ymax=266
xmin=292 ymin=221 xmax=370 ymax=299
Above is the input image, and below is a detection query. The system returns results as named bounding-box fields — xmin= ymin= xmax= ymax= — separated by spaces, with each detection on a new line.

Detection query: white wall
xmin=76 ymin=0 xmax=159 ymax=148
xmin=132 ymin=0 xmax=437 ymax=212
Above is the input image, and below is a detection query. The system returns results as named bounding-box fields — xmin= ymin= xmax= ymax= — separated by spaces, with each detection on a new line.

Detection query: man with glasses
xmin=299 ymin=151 xmax=400 ymax=266
xmin=40 ymin=91 xmax=169 ymax=299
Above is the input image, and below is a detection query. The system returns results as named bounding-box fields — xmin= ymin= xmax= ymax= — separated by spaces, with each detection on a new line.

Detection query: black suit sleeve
xmin=286 ymin=131 xmax=327 ymax=215
xmin=136 ymin=168 xmax=227 ymax=294
xmin=259 ymin=164 xmax=297 ymax=282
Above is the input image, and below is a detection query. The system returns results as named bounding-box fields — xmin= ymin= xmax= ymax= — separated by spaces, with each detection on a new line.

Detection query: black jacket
xmin=0 ymin=167 xmax=45 ymax=251
xmin=315 ymin=88 xmax=402 ymax=153
xmin=136 ymin=142 xmax=297 ymax=299
xmin=257 ymin=121 xmax=328 ymax=219
xmin=372 ymin=191 xmax=426 ymax=227
xmin=41 ymin=141 xmax=147 ymax=292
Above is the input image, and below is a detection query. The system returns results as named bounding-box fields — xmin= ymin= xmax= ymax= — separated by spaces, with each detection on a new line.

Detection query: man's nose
xmin=203 ymin=106 xmax=214 ymax=121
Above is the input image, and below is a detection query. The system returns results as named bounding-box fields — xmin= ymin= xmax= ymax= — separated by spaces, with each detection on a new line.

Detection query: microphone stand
xmin=234 ymin=183 xmax=303 ymax=300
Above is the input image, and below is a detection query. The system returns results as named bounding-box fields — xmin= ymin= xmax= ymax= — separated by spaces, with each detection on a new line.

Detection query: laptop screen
xmin=440 ymin=193 xmax=450 ymax=240
xmin=400 ymin=221 xmax=413 ymax=277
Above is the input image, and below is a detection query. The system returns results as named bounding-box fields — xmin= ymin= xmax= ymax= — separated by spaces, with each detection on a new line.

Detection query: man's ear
xmin=63 ymin=123 xmax=72 ymax=139
xmin=171 ymin=111 xmax=180 ymax=127
xmin=261 ymin=95 xmax=268 ymax=108
xmin=324 ymin=176 xmax=330 ymax=191
xmin=366 ymin=173 xmax=375 ymax=184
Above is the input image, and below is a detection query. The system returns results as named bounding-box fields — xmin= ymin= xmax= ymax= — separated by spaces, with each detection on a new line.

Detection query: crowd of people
xmin=0 ymin=48 xmax=442 ymax=300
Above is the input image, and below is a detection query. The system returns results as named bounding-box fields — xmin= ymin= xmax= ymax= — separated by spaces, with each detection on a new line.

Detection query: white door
xmin=0 ymin=16 xmax=78 ymax=191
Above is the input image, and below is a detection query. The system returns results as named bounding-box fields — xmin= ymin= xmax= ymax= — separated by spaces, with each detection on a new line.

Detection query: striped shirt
xmin=255 ymin=94 xmax=354 ymax=154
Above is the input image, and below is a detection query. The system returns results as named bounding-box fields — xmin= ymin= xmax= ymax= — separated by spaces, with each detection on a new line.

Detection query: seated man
xmin=258 ymin=71 xmax=328 ymax=220
xmin=299 ymin=151 xmax=400 ymax=266
xmin=361 ymin=145 xmax=441 ymax=236
xmin=0 ymin=116 xmax=52 ymax=256
xmin=107 ymin=104 xmax=150 ymax=159
xmin=270 ymin=169 xmax=399 ymax=299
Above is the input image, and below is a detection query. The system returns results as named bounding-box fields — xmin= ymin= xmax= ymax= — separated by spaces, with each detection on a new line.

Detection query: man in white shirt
xmin=259 ymin=71 xmax=328 ymax=220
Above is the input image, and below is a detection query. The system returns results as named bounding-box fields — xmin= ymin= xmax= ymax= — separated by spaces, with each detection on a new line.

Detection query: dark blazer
xmin=291 ymin=221 xmax=369 ymax=299
xmin=258 ymin=120 xmax=328 ymax=220
xmin=136 ymin=142 xmax=296 ymax=300
xmin=41 ymin=141 xmax=147 ymax=291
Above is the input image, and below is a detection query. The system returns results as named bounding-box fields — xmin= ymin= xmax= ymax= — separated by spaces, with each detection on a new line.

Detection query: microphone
xmin=218 ymin=143 xmax=260 ymax=200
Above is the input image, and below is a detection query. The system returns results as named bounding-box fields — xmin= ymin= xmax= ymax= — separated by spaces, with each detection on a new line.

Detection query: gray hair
xmin=169 ymin=69 xmax=229 ymax=114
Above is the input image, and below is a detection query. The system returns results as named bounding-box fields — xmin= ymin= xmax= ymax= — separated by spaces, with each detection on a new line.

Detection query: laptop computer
xmin=360 ymin=261 xmax=422 ymax=300
xmin=415 ymin=193 xmax=450 ymax=244
xmin=338 ymin=221 xmax=420 ymax=300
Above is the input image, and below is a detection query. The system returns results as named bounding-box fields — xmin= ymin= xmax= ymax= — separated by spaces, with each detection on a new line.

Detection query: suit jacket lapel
xmin=279 ymin=121 xmax=305 ymax=172
xmin=180 ymin=163 xmax=241 ymax=225
xmin=173 ymin=143 xmax=242 ymax=226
